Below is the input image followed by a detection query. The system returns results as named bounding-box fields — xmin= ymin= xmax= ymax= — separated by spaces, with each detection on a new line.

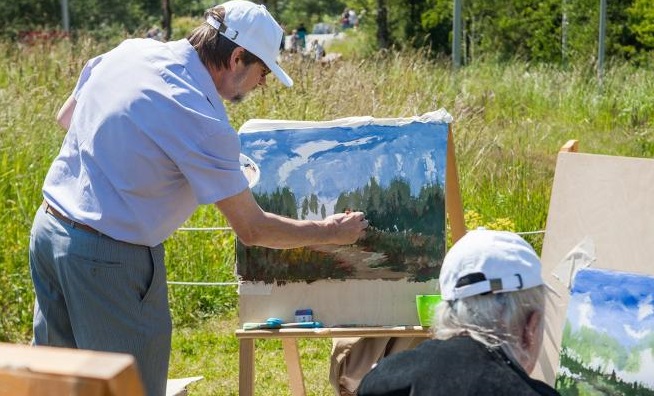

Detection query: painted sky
xmin=239 ymin=121 xmax=449 ymax=216
xmin=568 ymin=268 xmax=654 ymax=348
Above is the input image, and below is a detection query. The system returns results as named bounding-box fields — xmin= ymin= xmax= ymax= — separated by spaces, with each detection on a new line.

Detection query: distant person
xmin=296 ymin=22 xmax=307 ymax=50
xmin=290 ymin=29 xmax=299 ymax=53
xmin=145 ymin=27 xmax=163 ymax=41
xmin=358 ymin=229 xmax=560 ymax=396
xmin=310 ymin=39 xmax=325 ymax=61
xmin=341 ymin=8 xmax=351 ymax=30
xmin=348 ymin=9 xmax=358 ymax=29
xmin=29 ymin=1 xmax=369 ymax=396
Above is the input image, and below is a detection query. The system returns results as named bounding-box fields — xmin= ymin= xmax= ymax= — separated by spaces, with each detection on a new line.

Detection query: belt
xmin=43 ymin=201 xmax=104 ymax=237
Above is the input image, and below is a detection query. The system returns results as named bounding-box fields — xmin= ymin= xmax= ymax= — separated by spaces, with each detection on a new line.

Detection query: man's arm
xmin=56 ymin=94 xmax=77 ymax=130
xmin=215 ymin=188 xmax=368 ymax=249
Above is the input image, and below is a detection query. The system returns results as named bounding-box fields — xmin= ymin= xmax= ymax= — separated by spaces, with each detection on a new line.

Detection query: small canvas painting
xmin=236 ymin=113 xmax=450 ymax=283
xmin=556 ymin=268 xmax=654 ymax=395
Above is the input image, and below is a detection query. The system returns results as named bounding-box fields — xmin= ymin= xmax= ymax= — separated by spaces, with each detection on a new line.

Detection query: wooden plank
xmin=281 ymin=339 xmax=306 ymax=396
xmin=235 ymin=326 xmax=429 ymax=340
xmin=238 ymin=339 xmax=255 ymax=396
xmin=0 ymin=343 xmax=144 ymax=396
xmin=0 ymin=371 xmax=106 ymax=395
xmin=559 ymin=139 xmax=579 ymax=153
xmin=235 ymin=327 xmax=430 ymax=339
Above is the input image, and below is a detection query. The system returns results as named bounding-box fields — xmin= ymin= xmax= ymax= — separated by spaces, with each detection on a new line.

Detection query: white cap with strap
xmin=440 ymin=228 xmax=547 ymax=301
xmin=206 ymin=0 xmax=293 ymax=87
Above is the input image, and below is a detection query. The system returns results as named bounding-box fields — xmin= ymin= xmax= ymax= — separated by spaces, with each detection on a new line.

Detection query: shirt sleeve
xmin=177 ymin=127 xmax=249 ymax=205
xmin=73 ymin=56 xmax=104 ymax=100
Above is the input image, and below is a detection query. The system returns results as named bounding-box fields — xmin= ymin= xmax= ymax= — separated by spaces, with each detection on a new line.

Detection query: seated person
xmin=358 ymin=229 xmax=560 ymax=396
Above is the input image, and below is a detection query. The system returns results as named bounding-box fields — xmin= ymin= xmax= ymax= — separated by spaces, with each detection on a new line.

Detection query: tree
xmin=376 ymin=0 xmax=390 ymax=49
xmin=309 ymin=193 xmax=319 ymax=214
xmin=162 ymin=0 xmax=172 ymax=41
xmin=421 ymin=0 xmax=453 ymax=55
xmin=301 ymin=197 xmax=309 ymax=219
xmin=626 ymin=0 xmax=654 ymax=56
xmin=0 ymin=0 xmax=60 ymax=36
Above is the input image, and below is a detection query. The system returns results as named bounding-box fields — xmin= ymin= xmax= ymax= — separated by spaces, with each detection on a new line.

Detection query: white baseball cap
xmin=206 ymin=0 xmax=293 ymax=87
xmin=439 ymin=229 xmax=545 ymax=301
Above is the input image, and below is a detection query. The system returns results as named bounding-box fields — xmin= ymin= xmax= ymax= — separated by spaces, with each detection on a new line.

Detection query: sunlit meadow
xmin=1 ymin=30 xmax=652 ymax=394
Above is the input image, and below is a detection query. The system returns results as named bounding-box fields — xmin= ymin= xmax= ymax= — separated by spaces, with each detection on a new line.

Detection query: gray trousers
xmin=29 ymin=206 xmax=172 ymax=396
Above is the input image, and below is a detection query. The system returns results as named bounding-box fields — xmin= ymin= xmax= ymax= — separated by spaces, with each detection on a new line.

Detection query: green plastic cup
xmin=416 ymin=294 xmax=442 ymax=327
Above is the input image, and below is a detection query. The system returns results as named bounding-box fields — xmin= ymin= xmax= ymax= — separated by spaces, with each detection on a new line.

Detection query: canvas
xmin=235 ymin=110 xmax=453 ymax=326
xmin=236 ymin=111 xmax=450 ymax=284
xmin=535 ymin=151 xmax=654 ymax=385
xmin=556 ymin=268 xmax=654 ymax=395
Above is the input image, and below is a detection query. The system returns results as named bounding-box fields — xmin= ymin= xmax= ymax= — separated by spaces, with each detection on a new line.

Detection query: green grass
xmin=170 ymin=313 xmax=334 ymax=395
xmin=1 ymin=35 xmax=653 ymax=394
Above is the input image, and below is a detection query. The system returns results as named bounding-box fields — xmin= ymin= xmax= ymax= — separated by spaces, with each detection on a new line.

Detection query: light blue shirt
xmin=43 ymin=38 xmax=249 ymax=246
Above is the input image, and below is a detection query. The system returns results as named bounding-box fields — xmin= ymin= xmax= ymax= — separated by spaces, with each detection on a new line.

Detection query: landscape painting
xmin=236 ymin=113 xmax=450 ymax=283
xmin=556 ymin=268 xmax=654 ymax=395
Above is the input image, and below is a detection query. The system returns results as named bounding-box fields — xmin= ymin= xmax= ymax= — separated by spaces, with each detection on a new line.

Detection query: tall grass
xmin=1 ymin=36 xmax=652 ymax=394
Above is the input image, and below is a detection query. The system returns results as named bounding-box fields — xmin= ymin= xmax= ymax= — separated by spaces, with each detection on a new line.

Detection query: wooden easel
xmin=559 ymin=139 xmax=579 ymax=153
xmin=235 ymin=126 xmax=466 ymax=396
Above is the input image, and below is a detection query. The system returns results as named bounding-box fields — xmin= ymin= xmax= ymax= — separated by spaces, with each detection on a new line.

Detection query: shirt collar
xmin=166 ymin=39 xmax=223 ymax=109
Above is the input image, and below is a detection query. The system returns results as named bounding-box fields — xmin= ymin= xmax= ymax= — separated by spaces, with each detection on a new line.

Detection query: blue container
xmin=294 ymin=309 xmax=313 ymax=323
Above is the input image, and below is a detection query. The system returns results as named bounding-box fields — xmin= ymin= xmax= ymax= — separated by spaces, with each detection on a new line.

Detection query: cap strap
xmin=453 ymin=274 xmax=524 ymax=299
xmin=206 ymin=15 xmax=239 ymax=40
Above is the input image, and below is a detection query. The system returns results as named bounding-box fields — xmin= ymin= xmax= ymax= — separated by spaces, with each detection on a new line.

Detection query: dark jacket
xmin=358 ymin=336 xmax=560 ymax=396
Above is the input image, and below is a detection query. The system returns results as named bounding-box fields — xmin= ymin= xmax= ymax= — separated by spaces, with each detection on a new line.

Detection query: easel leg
xmin=239 ymin=338 xmax=255 ymax=396
xmin=282 ymin=338 xmax=306 ymax=396
xmin=446 ymin=126 xmax=466 ymax=244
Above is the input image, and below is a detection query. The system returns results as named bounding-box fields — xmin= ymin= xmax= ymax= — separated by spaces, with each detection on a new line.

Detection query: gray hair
xmin=432 ymin=285 xmax=545 ymax=365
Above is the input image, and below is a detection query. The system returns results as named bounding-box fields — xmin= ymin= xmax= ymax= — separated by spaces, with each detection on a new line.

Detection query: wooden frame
xmin=0 ymin=343 xmax=144 ymax=396
xmin=235 ymin=127 xmax=466 ymax=396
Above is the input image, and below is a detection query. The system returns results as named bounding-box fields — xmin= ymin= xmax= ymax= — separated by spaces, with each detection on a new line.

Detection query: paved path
xmin=283 ymin=32 xmax=345 ymax=52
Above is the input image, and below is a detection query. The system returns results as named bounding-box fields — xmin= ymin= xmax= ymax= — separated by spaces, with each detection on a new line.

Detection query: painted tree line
xmin=238 ymin=177 xmax=446 ymax=282
xmin=557 ymin=347 xmax=654 ymax=395
xmin=3 ymin=0 xmax=653 ymax=64
xmin=254 ymin=176 xmax=446 ymax=236
xmin=557 ymin=320 xmax=654 ymax=395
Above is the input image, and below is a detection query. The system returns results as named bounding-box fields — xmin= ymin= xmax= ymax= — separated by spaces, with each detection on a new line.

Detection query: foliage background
xmin=3 ymin=0 xmax=654 ymax=64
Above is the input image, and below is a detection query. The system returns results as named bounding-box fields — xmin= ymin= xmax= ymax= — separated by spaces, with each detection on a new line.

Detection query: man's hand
xmin=324 ymin=211 xmax=369 ymax=245
xmin=217 ymin=189 xmax=369 ymax=249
